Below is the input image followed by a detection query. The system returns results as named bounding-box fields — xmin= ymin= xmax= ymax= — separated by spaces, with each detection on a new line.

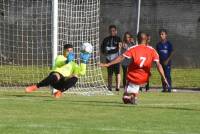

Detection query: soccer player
xmin=101 ymin=25 xmax=121 ymax=91
xmin=121 ymin=32 xmax=135 ymax=88
xmin=156 ymin=29 xmax=174 ymax=92
xmin=100 ymin=32 xmax=169 ymax=104
xmin=25 ymin=44 xmax=91 ymax=98
xmin=139 ymin=33 xmax=151 ymax=92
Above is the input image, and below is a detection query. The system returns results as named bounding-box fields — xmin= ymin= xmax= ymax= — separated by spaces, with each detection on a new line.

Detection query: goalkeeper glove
xmin=80 ymin=52 xmax=91 ymax=64
xmin=66 ymin=52 xmax=75 ymax=64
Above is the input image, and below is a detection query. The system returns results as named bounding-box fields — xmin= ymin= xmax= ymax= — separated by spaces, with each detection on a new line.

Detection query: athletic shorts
xmin=125 ymin=82 xmax=140 ymax=94
xmin=106 ymin=59 xmax=120 ymax=75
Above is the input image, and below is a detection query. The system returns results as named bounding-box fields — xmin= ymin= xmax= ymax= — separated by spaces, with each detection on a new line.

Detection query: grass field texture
xmin=0 ymin=90 xmax=200 ymax=134
xmin=101 ymin=68 xmax=200 ymax=88
xmin=0 ymin=65 xmax=200 ymax=88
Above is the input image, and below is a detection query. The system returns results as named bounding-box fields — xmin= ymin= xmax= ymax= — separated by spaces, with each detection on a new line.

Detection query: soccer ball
xmin=81 ymin=42 xmax=93 ymax=53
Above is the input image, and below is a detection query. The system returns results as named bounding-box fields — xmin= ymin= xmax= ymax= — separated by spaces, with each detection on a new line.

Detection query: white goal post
xmin=0 ymin=0 xmax=111 ymax=95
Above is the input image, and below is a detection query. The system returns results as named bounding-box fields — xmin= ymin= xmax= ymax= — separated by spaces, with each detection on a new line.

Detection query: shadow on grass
xmin=49 ymin=99 xmax=200 ymax=112
xmin=4 ymin=94 xmax=50 ymax=98
xmin=140 ymin=105 xmax=200 ymax=112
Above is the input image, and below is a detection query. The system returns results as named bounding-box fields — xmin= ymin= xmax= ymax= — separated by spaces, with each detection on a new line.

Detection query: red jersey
xmin=123 ymin=44 xmax=159 ymax=85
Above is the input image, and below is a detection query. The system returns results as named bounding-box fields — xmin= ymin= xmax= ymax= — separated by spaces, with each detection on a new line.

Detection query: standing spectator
xmin=156 ymin=29 xmax=174 ymax=92
xmin=101 ymin=25 xmax=121 ymax=91
xmin=121 ymin=32 xmax=135 ymax=88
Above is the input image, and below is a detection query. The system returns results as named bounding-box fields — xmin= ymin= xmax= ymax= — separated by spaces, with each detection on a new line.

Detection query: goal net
xmin=0 ymin=0 xmax=111 ymax=95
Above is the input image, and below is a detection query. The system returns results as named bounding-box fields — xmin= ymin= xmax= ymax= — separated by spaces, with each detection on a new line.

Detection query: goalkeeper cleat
xmin=25 ymin=85 xmax=38 ymax=93
xmin=53 ymin=90 xmax=62 ymax=98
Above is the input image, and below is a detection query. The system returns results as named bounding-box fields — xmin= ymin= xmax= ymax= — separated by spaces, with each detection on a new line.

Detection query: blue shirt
xmin=156 ymin=41 xmax=173 ymax=65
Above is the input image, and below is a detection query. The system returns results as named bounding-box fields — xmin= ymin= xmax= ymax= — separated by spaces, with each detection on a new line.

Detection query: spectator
xmin=101 ymin=25 xmax=121 ymax=91
xmin=121 ymin=32 xmax=135 ymax=88
xmin=156 ymin=29 xmax=174 ymax=92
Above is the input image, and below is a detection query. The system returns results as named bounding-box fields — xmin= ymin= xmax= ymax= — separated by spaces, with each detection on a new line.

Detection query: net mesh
xmin=0 ymin=0 xmax=111 ymax=95
xmin=57 ymin=0 xmax=110 ymax=95
xmin=0 ymin=0 xmax=52 ymax=87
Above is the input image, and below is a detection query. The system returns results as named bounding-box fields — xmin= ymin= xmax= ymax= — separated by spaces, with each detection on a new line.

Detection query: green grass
xmin=0 ymin=66 xmax=49 ymax=86
xmin=0 ymin=90 xmax=200 ymax=134
xmin=101 ymin=68 xmax=200 ymax=88
xmin=0 ymin=65 xmax=200 ymax=88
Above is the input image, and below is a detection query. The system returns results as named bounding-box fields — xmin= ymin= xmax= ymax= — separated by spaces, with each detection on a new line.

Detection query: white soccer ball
xmin=81 ymin=42 xmax=93 ymax=53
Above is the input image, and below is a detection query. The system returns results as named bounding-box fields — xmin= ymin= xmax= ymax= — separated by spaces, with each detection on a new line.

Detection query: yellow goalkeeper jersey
xmin=52 ymin=55 xmax=86 ymax=77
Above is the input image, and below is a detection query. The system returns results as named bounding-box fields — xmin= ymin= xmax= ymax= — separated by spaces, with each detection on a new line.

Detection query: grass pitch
xmin=0 ymin=89 xmax=200 ymax=134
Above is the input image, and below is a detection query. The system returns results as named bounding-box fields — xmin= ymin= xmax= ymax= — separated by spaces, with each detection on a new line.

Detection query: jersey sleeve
xmin=123 ymin=47 xmax=134 ymax=59
xmin=73 ymin=63 xmax=87 ymax=76
xmin=152 ymin=49 xmax=159 ymax=62
xmin=53 ymin=55 xmax=66 ymax=69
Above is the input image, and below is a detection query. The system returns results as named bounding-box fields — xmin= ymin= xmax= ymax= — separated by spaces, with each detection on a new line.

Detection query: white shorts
xmin=125 ymin=82 xmax=140 ymax=94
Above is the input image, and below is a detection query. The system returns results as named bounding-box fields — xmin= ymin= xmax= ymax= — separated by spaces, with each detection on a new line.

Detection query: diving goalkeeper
xmin=25 ymin=44 xmax=91 ymax=98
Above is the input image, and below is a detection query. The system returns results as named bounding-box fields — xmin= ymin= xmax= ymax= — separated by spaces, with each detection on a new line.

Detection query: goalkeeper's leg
xmin=53 ymin=77 xmax=78 ymax=92
xmin=25 ymin=73 xmax=61 ymax=93
xmin=37 ymin=73 xmax=61 ymax=88
xmin=51 ymin=77 xmax=78 ymax=98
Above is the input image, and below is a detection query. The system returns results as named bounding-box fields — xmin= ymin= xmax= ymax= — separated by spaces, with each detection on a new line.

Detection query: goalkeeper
xmin=25 ymin=44 xmax=91 ymax=98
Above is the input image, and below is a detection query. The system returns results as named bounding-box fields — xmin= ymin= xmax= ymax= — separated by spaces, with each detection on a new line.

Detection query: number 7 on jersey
xmin=139 ymin=57 xmax=146 ymax=67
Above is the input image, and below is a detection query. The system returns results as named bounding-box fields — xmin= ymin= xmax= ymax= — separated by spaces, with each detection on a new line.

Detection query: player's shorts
xmin=106 ymin=59 xmax=120 ymax=75
xmin=125 ymin=82 xmax=140 ymax=94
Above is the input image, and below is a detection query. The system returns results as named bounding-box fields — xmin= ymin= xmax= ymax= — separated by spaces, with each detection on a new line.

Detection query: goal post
xmin=136 ymin=0 xmax=141 ymax=34
xmin=52 ymin=0 xmax=58 ymax=67
xmin=0 ymin=0 xmax=111 ymax=95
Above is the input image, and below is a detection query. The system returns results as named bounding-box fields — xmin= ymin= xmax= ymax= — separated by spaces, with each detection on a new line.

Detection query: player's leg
xmin=122 ymin=65 xmax=127 ymax=88
xmin=161 ymin=65 xmax=167 ymax=92
xmin=25 ymin=72 xmax=61 ymax=93
xmin=37 ymin=73 xmax=61 ymax=88
xmin=139 ymin=87 xmax=143 ymax=92
xmin=122 ymin=82 xmax=140 ymax=104
xmin=145 ymin=81 xmax=150 ymax=92
xmin=114 ymin=63 xmax=121 ymax=91
xmin=107 ymin=64 xmax=113 ymax=91
xmin=61 ymin=77 xmax=78 ymax=91
xmin=51 ymin=77 xmax=78 ymax=98
xmin=165 ymin=65 xmax=172 ymax=92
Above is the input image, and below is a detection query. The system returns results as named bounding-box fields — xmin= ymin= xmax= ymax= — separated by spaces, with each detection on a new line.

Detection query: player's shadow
xmin=5 ymin=94 xmax=50 ymax=98
xmin=140 ymin=105 xmax=200 ymax=112
xmin=66 ymin=100 xmax=200 ymax=111
xmin=64 ymin=100 xmax=136 ymax=107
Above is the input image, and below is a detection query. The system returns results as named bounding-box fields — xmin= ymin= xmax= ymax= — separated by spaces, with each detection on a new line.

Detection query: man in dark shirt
xmin=156 ymin=29 xmax=174 ymax=92
xmin=101 ymin=25 xmax=121 ymax=91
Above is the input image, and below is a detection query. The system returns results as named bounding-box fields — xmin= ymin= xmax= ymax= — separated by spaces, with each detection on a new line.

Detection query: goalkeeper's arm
xmin=73 ymin=52 xmax=91 ymax=76
xmin=53 ymin=55 xmax=66 ymax=68
xmin=54 ymin=53 xmax=75 ymax=68
xmin=73 ymin=63 xmax=87 ymax=76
